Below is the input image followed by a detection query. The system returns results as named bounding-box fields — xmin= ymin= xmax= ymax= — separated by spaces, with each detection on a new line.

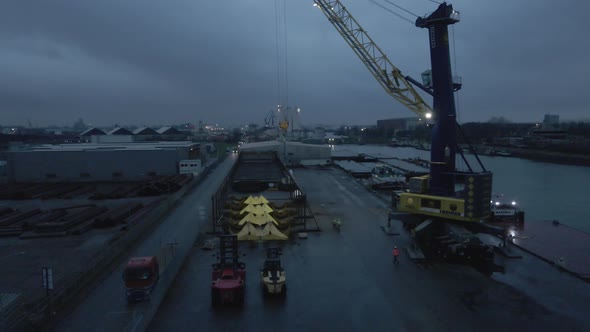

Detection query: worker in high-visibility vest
xmin=332 ymin=218 xmax=341 ymax=232
xmin=392 ymin=246 xmax=400 ymax=263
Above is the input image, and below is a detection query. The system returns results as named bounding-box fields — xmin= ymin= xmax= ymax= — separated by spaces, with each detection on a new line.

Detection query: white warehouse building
xmin=238 ymin=140 xmax=331 ymax=166
xmin=0 ymin=142 xmax=201 ymax=183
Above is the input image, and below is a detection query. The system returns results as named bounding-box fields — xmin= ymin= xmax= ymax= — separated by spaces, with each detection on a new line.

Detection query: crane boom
xmin=313 ymin=0 xmax=432 ymax=119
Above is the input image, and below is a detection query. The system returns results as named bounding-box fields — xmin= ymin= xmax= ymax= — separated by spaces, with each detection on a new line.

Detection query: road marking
xmin=106 ymin=310 xmax=134 ymax=316
xmin=0 ymin=251 xmax=25 ymax=261
xmin=198 ymin=206 xmax=207 ymax=220
xmin=130 ymin=313 xmax=144 ymax=332
xmin=329 ymin=176 xmax=365 ymax=207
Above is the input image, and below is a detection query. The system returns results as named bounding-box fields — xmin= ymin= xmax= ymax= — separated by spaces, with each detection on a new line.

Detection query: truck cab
xmin=123 ymin=256 xmax=159 ymax=303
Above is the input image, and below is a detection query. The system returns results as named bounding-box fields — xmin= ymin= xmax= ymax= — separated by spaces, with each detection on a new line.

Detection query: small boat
xmin=489 ymin=149 xmax=512 ymax=157
xmin=490 ymin=194 xmax=522 ymax=222
xmin=370 ymin=165 xmax=406 ymax=190
xmin=495 ymin=151 xmax=512 ymax=157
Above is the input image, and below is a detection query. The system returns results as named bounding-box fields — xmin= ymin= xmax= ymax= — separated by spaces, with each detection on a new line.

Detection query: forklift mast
xmin=217 ymin=235 xmax=239 ymax=267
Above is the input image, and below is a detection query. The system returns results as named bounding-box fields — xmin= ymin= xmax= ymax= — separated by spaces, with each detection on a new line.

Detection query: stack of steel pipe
xmin=94 ymin=203 xmax=144 ymax=228
xmin=34 ymin=206 xmax=108 ymax=233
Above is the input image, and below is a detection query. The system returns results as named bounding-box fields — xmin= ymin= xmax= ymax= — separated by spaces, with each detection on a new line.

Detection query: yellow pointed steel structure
xmin=236 ymin=221 xmax=288 ymax=241
xmin=234 ymin=195 xmax=288 ymax=241
xmin=239 ymin=203 xmax=274 ymax=215
xmin=238 ymin=212 xmax=279 ymax=226
xmin=257 ymin=212 xmax=279 ymax=225
xmin=260 ymin=223 xmax=289 ymax=240
xmin=256 ymin=196 xmax=269 ymax=204
xmin=257 ymin=203 xmax=273 ymax=213
xmin=244 ymin=196 xmax=257 ymax=204
xmin=238 ymin=212 xmax=260 ymax=226
xmin=236 ymin=223 xmax=260 ymax=241
xmin=313 ymin=0 xmax=432 ymax=120
xmin=243 ymin=195 xmax=270 ymax=205
xmin=239 ymin=204 xmax=257 ymax=214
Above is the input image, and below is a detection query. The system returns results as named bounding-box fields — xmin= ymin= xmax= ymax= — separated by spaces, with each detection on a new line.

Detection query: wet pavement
xmin=52 ymin=157 xmax=237 ymax=332
xmin=149 ymin=167 xmax=590 ymax=332
xmin=509 ymin=220 xmax=590 ymax=278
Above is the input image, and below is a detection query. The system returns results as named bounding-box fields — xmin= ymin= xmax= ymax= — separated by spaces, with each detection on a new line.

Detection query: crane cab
xmin=398 ymin=172 xmax=493 ymax=222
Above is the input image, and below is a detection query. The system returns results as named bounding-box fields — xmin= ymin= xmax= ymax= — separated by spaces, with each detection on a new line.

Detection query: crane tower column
xmin=416 ymin=3 xmax=460 ymax=196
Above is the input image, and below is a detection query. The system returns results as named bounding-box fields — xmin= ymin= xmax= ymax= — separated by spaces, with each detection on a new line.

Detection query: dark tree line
xmin=334 ymin=121 xmax=590 ymax=147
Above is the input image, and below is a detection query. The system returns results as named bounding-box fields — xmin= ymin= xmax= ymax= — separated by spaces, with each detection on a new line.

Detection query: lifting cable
xmin=368 ymin=0 xmax=415 ymax=25
xmin=282 ymin=0 xmax=289 ymax=109
xmin=382 ymin=0 xmax=419 ymax=18
xmin=425 ymin=0 xmax=442 ymax=4
xmin=451 ymin=25 xmax=460 ymax=123
xmin=274 ymin=0 xmax=290 ymax=112
xmin=274 ymin=0 xmax=282 ymax=109
xmin=451 ymin=25 xmax=466 ymax=170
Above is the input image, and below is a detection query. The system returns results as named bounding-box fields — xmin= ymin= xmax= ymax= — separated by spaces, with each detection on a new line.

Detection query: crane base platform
xmin=380 ymin=225 xmax=400 ymax=236
xmin=494 ymin=245 xmax=523 ymax=259
xmin=406 ymin=246 xmax=426 ymax=260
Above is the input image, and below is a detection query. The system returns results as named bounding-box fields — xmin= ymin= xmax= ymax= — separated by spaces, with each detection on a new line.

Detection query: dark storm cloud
xmin=0 ymin=0 xmax=588 ymax=127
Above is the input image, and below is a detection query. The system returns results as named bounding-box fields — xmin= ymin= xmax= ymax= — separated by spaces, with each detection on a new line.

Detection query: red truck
xmin=123 ymin=256 xmax=159 ymax=303
xmin=211 ymin=235 xmax=246 ymax=305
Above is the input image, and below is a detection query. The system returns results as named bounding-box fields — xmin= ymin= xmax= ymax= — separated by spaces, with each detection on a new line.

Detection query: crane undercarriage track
xmin=401 ymin=217 xmax=504 ymax=275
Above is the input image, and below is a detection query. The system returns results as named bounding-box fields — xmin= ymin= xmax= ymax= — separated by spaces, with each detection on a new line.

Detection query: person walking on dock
xmin=332 ymin=218 xmax=341 ymax=232
xmin=392 ymin=246 xmax=400 ymax=263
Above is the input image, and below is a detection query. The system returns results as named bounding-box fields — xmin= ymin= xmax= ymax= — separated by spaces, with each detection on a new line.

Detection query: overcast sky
xmin=1 ymin=0 xmax=588 ymax=128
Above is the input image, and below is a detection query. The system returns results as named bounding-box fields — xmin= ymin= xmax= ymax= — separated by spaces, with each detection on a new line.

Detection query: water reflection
xmin=332 ymin=144 xmax=590 ymax=232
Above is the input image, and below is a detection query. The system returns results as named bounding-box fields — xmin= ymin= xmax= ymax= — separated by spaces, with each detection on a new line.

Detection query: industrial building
xmin=78 ymin=126 xmax=187 ymax=143
xmin=0 ymin=142 xmax=200 ymax=183
xmin=106 ymin=127 xmax=134 ymax=135
xmin=79 ymin=127 xmax=106 ymax=139
xmin=238 ymin=140 xmax=331 ymax=166
xmin=376 ymin=117 xmax=421 ymax=131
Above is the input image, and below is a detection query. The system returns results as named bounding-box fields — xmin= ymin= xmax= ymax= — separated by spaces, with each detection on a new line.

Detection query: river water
xmin=332 ymin=145 xmax=590 ymax=233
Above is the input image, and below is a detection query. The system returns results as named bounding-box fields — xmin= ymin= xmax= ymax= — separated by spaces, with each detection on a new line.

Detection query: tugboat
xmin=490 ymin=194 xmax=524 ymax=223
xmin=370 ymin=165 xmax=406 ymax=190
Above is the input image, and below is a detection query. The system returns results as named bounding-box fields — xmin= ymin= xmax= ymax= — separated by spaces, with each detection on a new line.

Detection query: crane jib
xmin=314 ymin=0 xmax=432 ymax=118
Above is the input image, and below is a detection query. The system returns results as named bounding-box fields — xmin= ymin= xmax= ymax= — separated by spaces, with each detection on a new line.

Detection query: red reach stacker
xmin=211 ymin=235 xmax=246 ymax=305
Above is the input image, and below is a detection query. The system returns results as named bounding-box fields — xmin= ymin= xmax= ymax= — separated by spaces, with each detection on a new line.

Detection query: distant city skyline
xmin=1 ymin=1 xmax=588 ymax=128
xmin=4 ymin=114 xmax=590 ymax=132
